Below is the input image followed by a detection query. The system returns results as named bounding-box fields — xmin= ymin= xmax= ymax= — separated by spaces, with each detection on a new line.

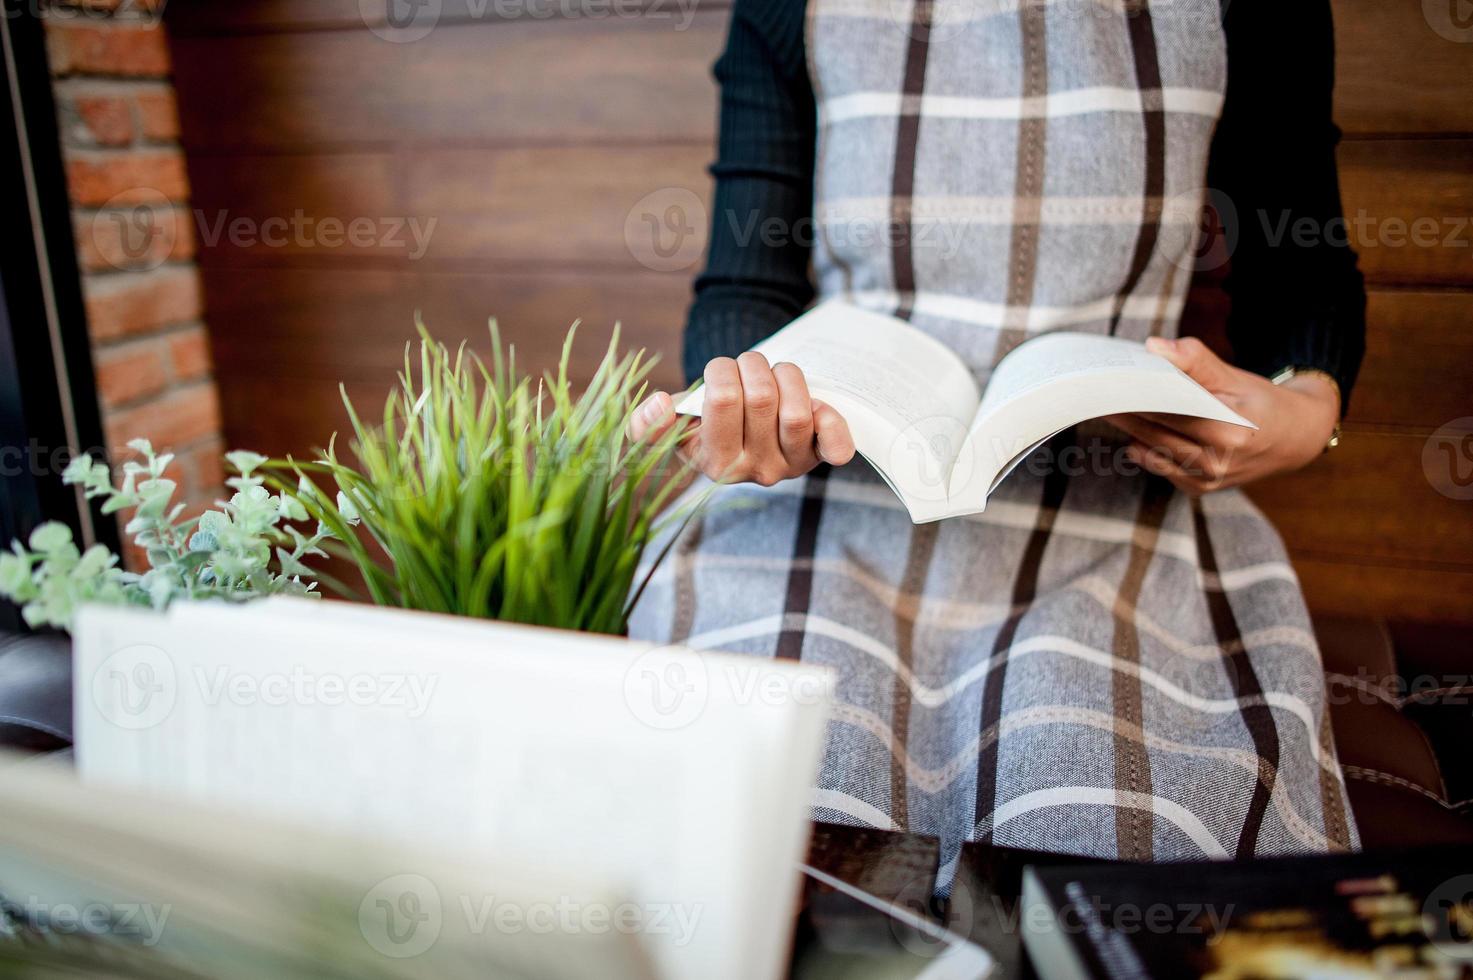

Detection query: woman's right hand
xmin=630 ymin=353 xmax=856 ymax=486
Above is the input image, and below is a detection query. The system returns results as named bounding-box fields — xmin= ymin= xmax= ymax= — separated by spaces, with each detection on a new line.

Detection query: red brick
xmin=46 ymin=21 xmax=170 ymax=77
xmin=103 ymin=382 xmax=221 ymax=459
xmin=67 ymin=93 xmax=133 ymax=146
xmin=84 ymin=267 xmax=202 ymax=341
xmin=167 ymin=327 xmax=212 ymax=381
xmin=74 ymin=203 xmax=194 ymax=272
xmin=134 ymin=88 xmax=178 ymax=142
xmin=93 ymin=339 xmax=169 ymax=407
xmin=65 ymin=149 xmax=189 ymax=207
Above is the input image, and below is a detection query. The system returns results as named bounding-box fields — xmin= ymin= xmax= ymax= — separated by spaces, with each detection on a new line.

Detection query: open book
xmin=676 ymin=301 xmax=1255 ymax=523
xmin=73 ymin=598 xmax=835 ymax=980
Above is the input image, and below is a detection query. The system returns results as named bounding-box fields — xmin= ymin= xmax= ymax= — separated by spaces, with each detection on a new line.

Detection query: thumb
xmin=1146 ymin=336 xmax=1231 ymax=390
xmin=629 ymin=391 xmax=674 ymax=442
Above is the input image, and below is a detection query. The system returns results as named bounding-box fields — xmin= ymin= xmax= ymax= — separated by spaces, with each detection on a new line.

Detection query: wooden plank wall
xmin=164 ymin=1 xmax=1473 ymax=623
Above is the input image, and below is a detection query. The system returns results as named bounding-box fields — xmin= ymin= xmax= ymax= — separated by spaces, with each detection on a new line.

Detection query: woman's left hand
xmin=1105 ymin=336 xmax=1340 ymax=495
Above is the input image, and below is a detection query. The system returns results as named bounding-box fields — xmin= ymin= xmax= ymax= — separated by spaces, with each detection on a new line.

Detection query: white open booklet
xmin=0 ymin=751 xmax=659 ymax=979
xmin=676 ymin=301 xmax=1255 ymax=523
xmin=72 ymin=598 xmax=835 ymax=980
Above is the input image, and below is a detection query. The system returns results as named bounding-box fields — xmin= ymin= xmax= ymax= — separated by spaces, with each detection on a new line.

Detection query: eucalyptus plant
xmin=0 ymin=440 xmax=337 ymax=630
xmin=279 ymin=321 xmax=701 ymax=635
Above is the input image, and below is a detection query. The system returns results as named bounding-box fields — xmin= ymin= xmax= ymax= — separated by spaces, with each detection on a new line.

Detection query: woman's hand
xmin=1106 ymin=336 xmax=1340 ymax=495
xmin=630 ymin=353 xmax=856 ymax=486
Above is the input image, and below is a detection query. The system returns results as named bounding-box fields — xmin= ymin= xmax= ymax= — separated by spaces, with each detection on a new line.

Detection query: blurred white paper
xmin=74 ymin=598 xmax=834 ymax=980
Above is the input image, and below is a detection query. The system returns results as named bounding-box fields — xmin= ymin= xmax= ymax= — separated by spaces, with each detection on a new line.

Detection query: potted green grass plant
xmin=280 ymin=321 xmax=700 ymax=634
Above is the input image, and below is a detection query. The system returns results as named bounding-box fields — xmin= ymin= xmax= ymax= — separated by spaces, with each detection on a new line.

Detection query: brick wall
xmin=43 ymin=1 xmax=225 ymax=548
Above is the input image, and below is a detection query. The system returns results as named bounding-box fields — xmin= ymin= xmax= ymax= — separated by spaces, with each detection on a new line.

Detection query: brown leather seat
xmin=1315 ymin=614 xmax=1473 ymax=848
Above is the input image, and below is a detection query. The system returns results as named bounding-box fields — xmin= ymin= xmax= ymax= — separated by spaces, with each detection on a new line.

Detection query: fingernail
xmin=1145 ymin=337 xmax=1174 ymax=353
xmin=641 ymin=396 xmax=663 ymax=424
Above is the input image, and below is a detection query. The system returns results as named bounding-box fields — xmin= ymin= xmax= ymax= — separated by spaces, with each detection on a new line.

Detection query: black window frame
xmin=0 ymin=0 xmax=118 ymax=631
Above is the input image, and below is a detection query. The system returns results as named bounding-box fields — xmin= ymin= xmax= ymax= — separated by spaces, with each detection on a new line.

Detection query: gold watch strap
xmin=1270 ymin=366 xmax=1341 ymax=451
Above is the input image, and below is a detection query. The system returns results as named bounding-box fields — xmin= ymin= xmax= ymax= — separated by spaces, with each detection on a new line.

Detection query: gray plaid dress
xmin=630 ymin=0 xmax=1358 ymax=873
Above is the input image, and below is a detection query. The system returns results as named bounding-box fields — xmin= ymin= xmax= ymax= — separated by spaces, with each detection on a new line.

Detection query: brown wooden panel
xmin=182 ymin=144 xmax=713 ymax=269
xmin=1337 ymin=140 xmax=1473 ymax=287
xmin=171 ymin=32 xmax=399 ymax=148
xmin=185 ymin=152 xmax=410 ymax=262
xmin=167 ymin=0 xmax=729 ymax=36
xmin=1247 ymin=430 xmax=1473 ymax=569
xmin=1333 ymin=0 xmax=1473 ymax=135
xmin=398 ymin=17 xmax=723 ymax=144
xmin=1184 ymin=283 xmax=1472 ymax=432
xmin=204 ymin=265 xmax=687 ymax=381
xmin=1351 ymin=290 xmax=1473 ymax=430
xmin=405 ymin=144 xmax=711 ymax=267
xmin=1295 ymin=556 xmax=1473 ymax=626
xmin=171 ymin=12 xmax=725 ymax=150
xmin=166 ymin=1 xmax=370 ymax=35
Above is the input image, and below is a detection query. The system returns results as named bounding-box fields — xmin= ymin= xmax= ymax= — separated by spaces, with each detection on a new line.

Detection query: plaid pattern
xmin=632 ymin=0 xmax=1358 ymax=870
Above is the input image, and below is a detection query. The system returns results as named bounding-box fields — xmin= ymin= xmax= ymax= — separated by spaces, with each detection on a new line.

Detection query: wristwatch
xmin=1270 ymin=365 xmax=1342 ymax=452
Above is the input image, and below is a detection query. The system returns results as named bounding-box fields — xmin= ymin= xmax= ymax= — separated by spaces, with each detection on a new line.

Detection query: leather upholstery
xmin=0 ymin=631 xmax=71 ymax=752
xmin=1315 ymin=614 xmax=1473 ymax=848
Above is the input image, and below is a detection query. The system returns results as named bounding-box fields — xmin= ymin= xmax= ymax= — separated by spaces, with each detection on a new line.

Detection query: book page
xmin=676 ymin=301 xmax=980 ymax=518
xmin=952 ymin=333 xmax=1256 ymax=505
xmin=73 ymin=599 xmax=834 ymax=980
